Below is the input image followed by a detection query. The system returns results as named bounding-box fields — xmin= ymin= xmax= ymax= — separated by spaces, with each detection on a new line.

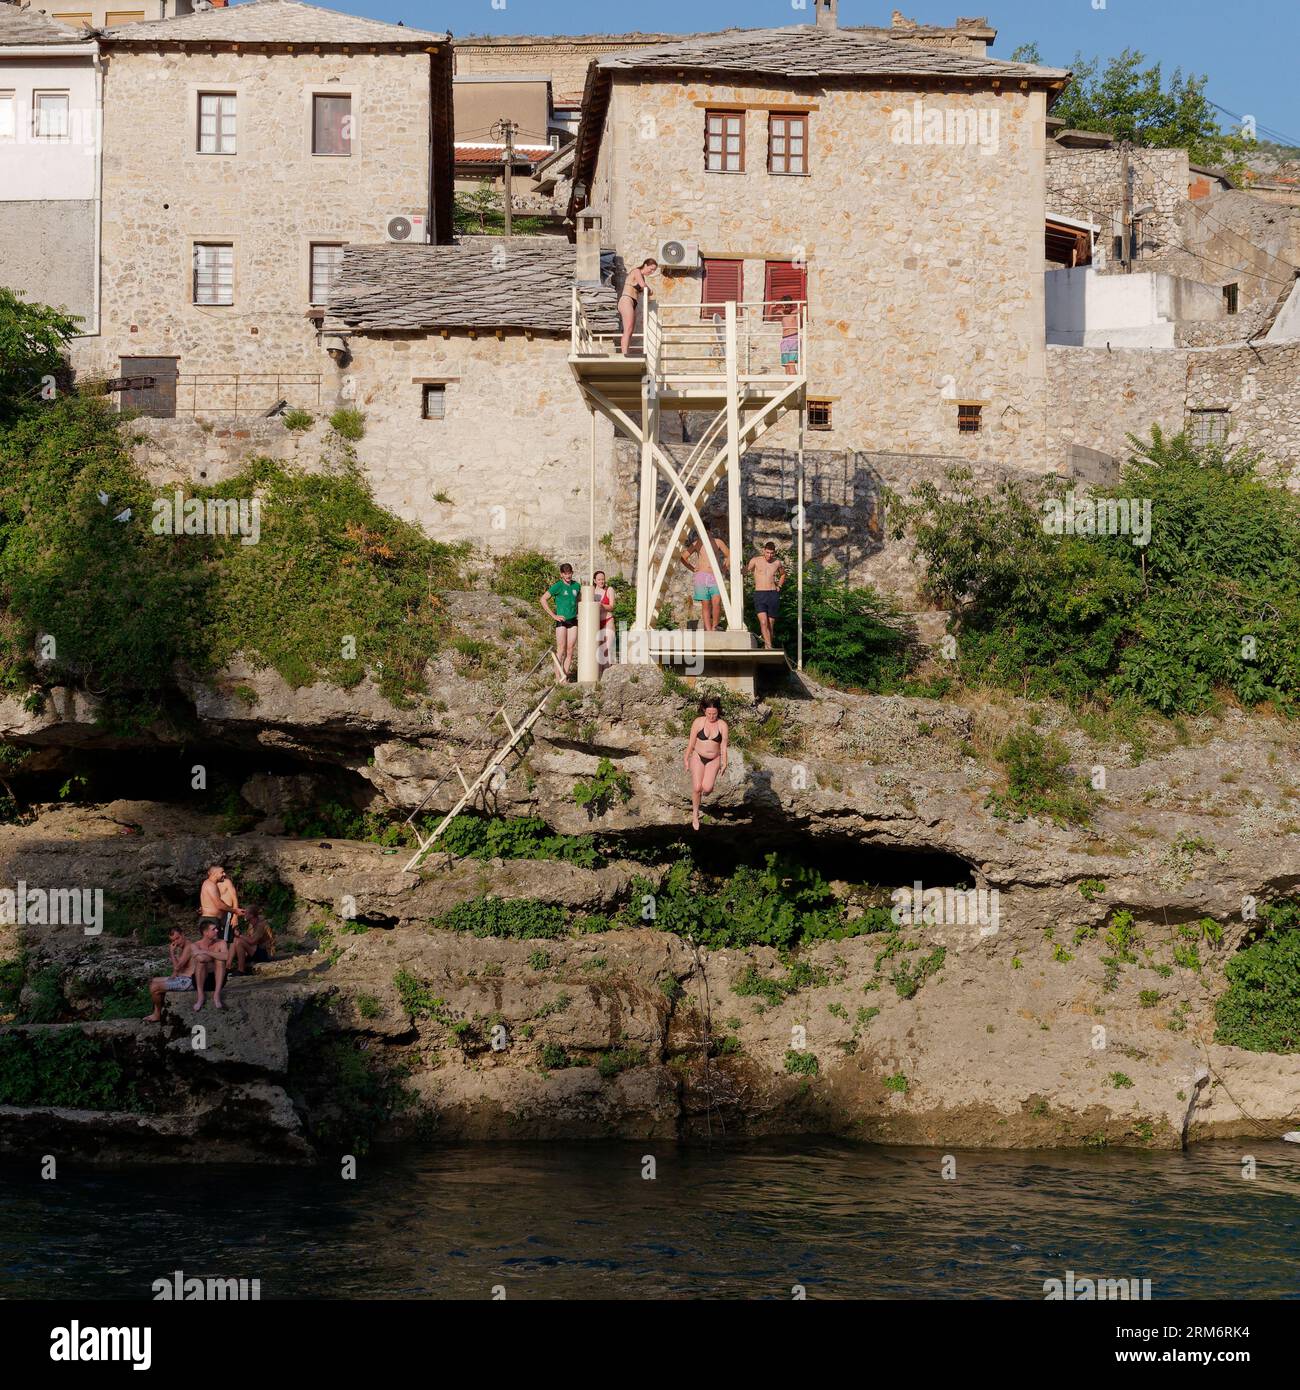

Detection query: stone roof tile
xmin=324 ymin=237 xmax=617 ymax=335
xmin=0 ymin=5 xmax=85 ymax=44
xmin=104 ymin=0 xmax=448 ymax=45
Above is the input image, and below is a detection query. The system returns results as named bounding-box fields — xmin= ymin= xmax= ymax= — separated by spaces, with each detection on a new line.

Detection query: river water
xmin=3 ymin=1139 xmax=1297 ymax=1300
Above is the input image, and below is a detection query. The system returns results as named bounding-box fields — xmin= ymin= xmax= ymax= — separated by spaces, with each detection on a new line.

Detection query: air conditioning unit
xmin=657 ymin=238 xmax=700 ymax=271
xmin=385 ymin=213 xmax=427 ymax=244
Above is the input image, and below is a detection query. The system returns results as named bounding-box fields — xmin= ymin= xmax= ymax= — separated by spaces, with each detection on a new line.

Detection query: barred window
xmin=1189 ymin=408 xmax=1229 ymax=449
xmin=193 ymin=243 xmax=234 ymax=306
xmin=422 ymin=384 xmax=446 ymax=420
xmin=310 ymin=243 xmax=345 ymax=305
xmin=808 ymin=399 xmax=832 ymax=430
xmin=957 ymin=403 xmax=982 ymax=434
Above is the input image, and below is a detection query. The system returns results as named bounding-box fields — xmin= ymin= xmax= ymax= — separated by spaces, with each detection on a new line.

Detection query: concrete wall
xmin=0 ymin=51 xmax=98 ymax=198
xmin=337 ymin=330 xmax=619 ymax=561
xmin=73 ymin=47 xmax=432 ymax=383
xmin=454 ymin=75 xmax=550 ymax=145
xmin=590 ymin=75 xmax=1052 ymax=471
xmin=1047 ymin=341 xmax=1300 ymax=484
xmin=1046 ymin=267 xmax=1224 ymax=348
xmin=0 ymin=197 xmax=95 ymax=321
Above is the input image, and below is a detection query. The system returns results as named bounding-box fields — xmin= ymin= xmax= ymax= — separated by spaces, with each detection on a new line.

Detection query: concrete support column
xmin=576 ymin=584 xmax=599 ymax=684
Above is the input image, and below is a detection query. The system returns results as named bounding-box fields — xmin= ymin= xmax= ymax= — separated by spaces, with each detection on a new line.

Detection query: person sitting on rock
xmin=143 ymin=926 xmax=199 ymax=1022
xmin=189 ymin=919 xmax=231 ymax=1012
xmin=229 ymin=904 xmax=275 ymax=975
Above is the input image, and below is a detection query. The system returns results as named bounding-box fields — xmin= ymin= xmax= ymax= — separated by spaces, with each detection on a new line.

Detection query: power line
xmin=1206 ymin=99 xmax=1300 ymax=154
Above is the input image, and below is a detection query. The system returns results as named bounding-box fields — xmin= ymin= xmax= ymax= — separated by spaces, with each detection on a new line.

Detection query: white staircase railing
xmin=400 ymin=647 xmax=564 ymax=874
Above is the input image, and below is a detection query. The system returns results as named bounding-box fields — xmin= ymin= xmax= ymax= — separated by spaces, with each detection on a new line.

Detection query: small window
xmin=807 ymin=399 xmax=832 ymax=431
xmin=1189 ymin=408 xmax=1229 ymax=449
xmin=957 ymin=403 xmax=982 ymax=434
xmin=198 ymin=92 xmax=236 ymax=155
xmin=310 ymin=243 xmax=345 ymax=305
xmin=768 ymin=113 xmax=807 ymax=175
xmin=704 ymin=110 xmax=744 ymax=173
xmin=32 ymin=92 xmax=70 ymax=141
xmin=421 ymin=384 xmax=446 ymax=420
xmin=1223 ymin=283 xmax=1239 ymax=314
xmin=0 ymin=93 xmax=14 ymax=142
xmin=193 ymin=243 xmax=234 ymax=306
xmin=700 ymin=258 xmax=743 ymax=320
xmin=312 ymin=94 xmax=352 ymax=156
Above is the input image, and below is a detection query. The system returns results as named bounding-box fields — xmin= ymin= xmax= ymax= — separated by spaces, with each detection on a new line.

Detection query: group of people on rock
xmin=144 ymin=865 xmax=275 ymax=1020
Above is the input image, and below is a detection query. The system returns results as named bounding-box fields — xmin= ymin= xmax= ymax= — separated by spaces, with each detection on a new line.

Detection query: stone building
xmin=0 ymin=4 xmax=100 ymax=326
xmin=322 ymin=237 xmax=620 ymax=562
xmin=70 ymin=0 xmax=454 ymax=416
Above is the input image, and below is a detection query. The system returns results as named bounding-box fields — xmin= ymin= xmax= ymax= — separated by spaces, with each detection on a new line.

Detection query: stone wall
xmin=73 ymin=48 xmax=433 ymax=384
xmin=1045 ymin=145 xmax=1187 ymax=261
xmin=129 ymin=416 xmax=335 ymax=487
xmin=0 ymin=199 xmax=96 ymax=324
xmin=337 ymin=330 xmax=620 ymax=562
xmin=1047 ymin=341 xmax=1300 ymax=484
xmin=592 ymin=75 xmax=1052 ymax=471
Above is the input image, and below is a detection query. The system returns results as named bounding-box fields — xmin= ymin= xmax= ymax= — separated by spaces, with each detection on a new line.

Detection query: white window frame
xmin=197 ymin=92 xmax=237 ymax=155
xmin=309 ymin=242 xmax=346 ymax=306
xmin=32 ymin=90 xmax=71 ymax=142
xmin=193 ymin=242 xmax=234 ymax=307
xmin=0 ymin=92 xmax=15 ymax=142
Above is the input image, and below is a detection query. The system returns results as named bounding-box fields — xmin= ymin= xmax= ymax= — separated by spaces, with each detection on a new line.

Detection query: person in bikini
xmin=229 ymin=904 xmax=276 ymax=976
xmin=618 ymin=258 xmax=657 ymax=357
xmin=683 ymin=695 xmax=729 ymax=831
xmin=592 ymin=569 xmax=617 ymax=672
xmin=746 ymin=541 xmax=787 ymax=650
xmin=540 ymin=562 xmax=583 ymax=682
xmin=778 ymin=295 xmax=801 ymax=377
xmin=680 ymin=532 xmax=729 ymax=632
xmin=143 ymin=927 xmax=200 ymax=1022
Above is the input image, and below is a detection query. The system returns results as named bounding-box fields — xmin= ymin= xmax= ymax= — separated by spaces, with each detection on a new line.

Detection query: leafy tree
xmin=1012 ymin=42 xmax=1253 ymax=172
xmin=0 ymin=288 xmax=81 ymax=419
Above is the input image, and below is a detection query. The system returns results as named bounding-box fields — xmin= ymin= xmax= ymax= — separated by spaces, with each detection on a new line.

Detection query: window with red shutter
xmin=700 ymin=258 xmax=743 ymax=320
xmin=763 ymin=261 xmax=807 ymax=320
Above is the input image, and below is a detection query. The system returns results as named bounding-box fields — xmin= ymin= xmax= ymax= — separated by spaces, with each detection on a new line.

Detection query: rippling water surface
xmin=3 ymin=1140 xmax=1297 ymax=1299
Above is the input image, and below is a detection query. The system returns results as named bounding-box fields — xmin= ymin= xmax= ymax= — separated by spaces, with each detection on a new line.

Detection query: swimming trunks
xmin=754 ymin=589 xmax=780 ymax=618
xmin=693 ymin=571 xmax=721 ymax=602
xmin=780 ymin=334 xmax=799 ymax=365
xmin=555 ymin=617 xmax=577 ymax=630
xmin=165 ymin=975 xmax=194 ymax=992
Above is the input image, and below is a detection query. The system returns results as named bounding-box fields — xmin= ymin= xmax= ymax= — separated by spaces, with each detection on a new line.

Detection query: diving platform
xmin=570 ymin=291 xmax=807 ymax=680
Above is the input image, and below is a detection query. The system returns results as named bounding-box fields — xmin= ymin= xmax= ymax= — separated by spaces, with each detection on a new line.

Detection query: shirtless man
xmin=746 ymin=541 xmax=787 ymax=649
xmin=143 ymin=927 xmax=200 ymax=1022
xmin=188 ymin=920 xmax=230 ymax=1011
xmin=199 ymin=864 xmax=243 ymax=946
xmin=229 ymin=905 xmax=275 ymax=975
xmin=680 ymin=532 xmax=730 ymax=633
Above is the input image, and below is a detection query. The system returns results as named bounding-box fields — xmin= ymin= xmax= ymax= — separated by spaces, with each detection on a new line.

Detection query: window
xmin=768 ymin=112 xmax=807 ymax=174
xmin=704 ymin=110 xmax=744 ymax=173
xmin=312 ymin=94 xmax=352 ymax=156
xmin=198 ymin=93 xmax=236 ymax=154
xmin=33 ymin=92 xmax=70 ymax=141
xmin=763 ymin=260 xmax=807 ymax=320
xmin=808 ymin=399 xmax=832 ymax=431
xmin=957 ymin=403 xmax=982 ymax=434
xmin=1223 ymin=283 xmax=1239 ymax=314
xmin=700 ymin=258 xmax=743 ymax=320
xmin=193 ymin=243 xmax=234 ymax=306
xmin=421 ymin=384 xmax=446 ymax=420
xmin=310 ymin=243 xmax=345 ymax=305
xmin=1189 ymin=408 xmax=1229 ymax=448
xmin=0 ymin=93 xmax=13 ymax=142
xmin=105 ymin=10 xmax=146 ymax=23
xmin=50 ymin=13 xmax=92 ymax=25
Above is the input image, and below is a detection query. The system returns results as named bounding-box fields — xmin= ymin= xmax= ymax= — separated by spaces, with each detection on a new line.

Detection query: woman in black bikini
xmin=684 ymin=694 xmax=728 ymax=831
xmin=618 ymin=258 xmax=658 ymax=357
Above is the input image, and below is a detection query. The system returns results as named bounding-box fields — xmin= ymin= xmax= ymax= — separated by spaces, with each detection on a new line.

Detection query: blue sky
xmin=347 ymin=0 xmax=1300 ymax=144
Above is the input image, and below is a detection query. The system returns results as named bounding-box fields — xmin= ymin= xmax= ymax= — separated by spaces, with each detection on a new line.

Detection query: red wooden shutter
xmin=763 ymin=261 xmax=807 ymax=319
xmin=701 ymin=258 xmax=743 ymax=319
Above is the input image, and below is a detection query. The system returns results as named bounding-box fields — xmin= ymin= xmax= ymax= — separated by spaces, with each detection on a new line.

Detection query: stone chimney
xmin=815 ymin=0 xmax=838 ymax=28
xmin=575 ymin=209 xmax=602 ymax=285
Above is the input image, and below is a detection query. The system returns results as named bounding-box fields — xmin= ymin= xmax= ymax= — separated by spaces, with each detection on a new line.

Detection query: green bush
xmin=769 ymin=563 xmax=916 ymax=690
xmin=491 ymin=549 xmax=556 ymax=605
xmin=784 ymin=1049 xmax=819 ymax=1076
xmin=328 ymin=407 xmax=365 ymax=440
xmin=435 ymin=813 xmax=598 ymax=867
xmin=572 ymin=758 xmax=633 ymax=817
xmin=281 ymin=408 xmax=314 ymax=431
xmin=890 ymin=430 xmax=1300 ymax=715
xmin=0 ymin=1028 xmax=141 ymax=1110
xmin=986 ymin=727 xmax=1094 ymax=827
xmin=436 ymin=896 xmax=568 ymax=940
xmin=1214 ymin=906 xmax=1300 ymax=1053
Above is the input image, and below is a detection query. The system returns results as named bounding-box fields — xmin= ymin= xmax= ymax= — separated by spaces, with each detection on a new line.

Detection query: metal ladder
xmin=400 ymin=648 xmax=565 ymax=875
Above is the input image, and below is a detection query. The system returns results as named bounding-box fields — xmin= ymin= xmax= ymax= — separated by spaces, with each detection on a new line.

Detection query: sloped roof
xmin=0 ymin=5 xmax=85 ymax=44
xmin=324 ymin=237 xmax=617 ymax=335
xmin=570 ymin=24 xmax=1069 ymax=211
xmin=592 ymin=26 xmax=1067 ymax=82
xmin=103 ymin=0 xmax=449 ymax=46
